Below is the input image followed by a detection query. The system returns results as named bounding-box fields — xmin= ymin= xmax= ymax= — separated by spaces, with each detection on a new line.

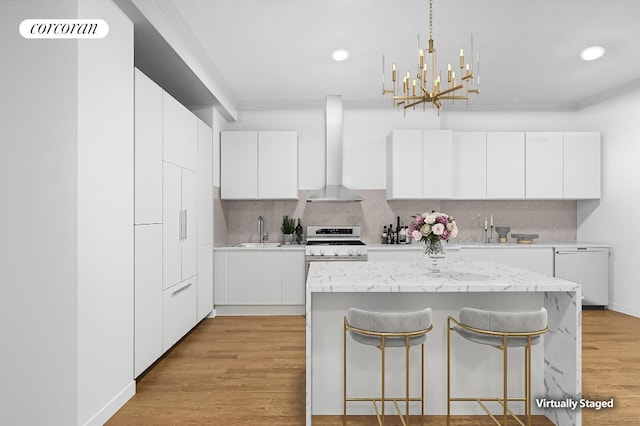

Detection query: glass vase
xmin=283 ymin=233 xmax=294 ymax=245
xmin=424 ymin=238 xmax=447 ymax=272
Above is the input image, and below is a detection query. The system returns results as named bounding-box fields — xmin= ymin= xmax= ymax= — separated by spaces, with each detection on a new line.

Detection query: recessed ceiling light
xmin=580 ymin=46 xmax=606 ymax=61
xmin=332 ymin=49 xmax=350 ymax=61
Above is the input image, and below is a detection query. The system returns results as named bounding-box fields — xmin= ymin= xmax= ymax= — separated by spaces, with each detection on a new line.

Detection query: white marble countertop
xmin=214 ymin=244 xmax=305 ymax=251
xmin=306 ymin=259 xmax=580 ymax=293
xmin=367 ymin=241 xmax=609 ymax=250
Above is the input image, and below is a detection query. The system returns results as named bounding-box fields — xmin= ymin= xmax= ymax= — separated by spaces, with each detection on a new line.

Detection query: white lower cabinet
xmin=460 ymin=247 xmax=553 ymax=276
xmin=228 ymin=251 xmax=282 ymax=304
xmin=214 ymin=249 xmax=305 ymax=306
xmin=162 ymin=277 xmax=197 ymax=352
xmin=281 ymin=250 xmax=305 ymax=305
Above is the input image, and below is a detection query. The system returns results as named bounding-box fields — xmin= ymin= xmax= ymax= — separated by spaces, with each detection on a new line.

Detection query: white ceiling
xmin=150 ymin=0 xmax=640 ymax=112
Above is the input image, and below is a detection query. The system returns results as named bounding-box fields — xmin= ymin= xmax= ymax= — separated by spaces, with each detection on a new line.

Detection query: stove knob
xmin=319 ymin=250 xmax=325 ymax=256
xmin=308 ymin=249 xmax=315 ymax=256
xmin=348 ymin=249 xmax=354 ymax=256
xmin=333 ymin=250 xmax=339 ymax=256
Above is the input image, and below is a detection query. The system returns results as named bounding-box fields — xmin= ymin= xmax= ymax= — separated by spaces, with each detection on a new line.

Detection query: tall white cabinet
xmin=134 ymin=69 xmax=213 ymax=377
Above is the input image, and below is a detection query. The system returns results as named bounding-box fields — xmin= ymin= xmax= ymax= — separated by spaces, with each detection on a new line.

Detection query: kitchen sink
xmin=234 ymin=242 xmax=281 ymax=248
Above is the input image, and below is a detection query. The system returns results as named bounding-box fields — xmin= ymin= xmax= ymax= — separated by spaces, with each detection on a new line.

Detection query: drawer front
xmin=163 ymin=277 xmax=197 ymax=351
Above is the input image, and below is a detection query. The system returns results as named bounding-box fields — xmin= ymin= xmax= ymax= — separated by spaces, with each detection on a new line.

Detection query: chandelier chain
xmin=429 ymin=0 xmax=433 ymax=40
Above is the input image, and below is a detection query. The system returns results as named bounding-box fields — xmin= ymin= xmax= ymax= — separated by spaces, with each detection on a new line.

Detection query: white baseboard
xmin=83 ymin=381 xmax=135 ymax=426
xmin=215 ymin=305 xmax=305 ymax=316
xmin=607 ymin=302 xmax=640 ymax=318
xmin=207 ymin=308 xmax=217 ymax=318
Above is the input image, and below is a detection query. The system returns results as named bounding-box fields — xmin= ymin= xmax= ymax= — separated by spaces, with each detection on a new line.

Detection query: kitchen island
xmin=305 ymin=259 xmax=581 ymax=425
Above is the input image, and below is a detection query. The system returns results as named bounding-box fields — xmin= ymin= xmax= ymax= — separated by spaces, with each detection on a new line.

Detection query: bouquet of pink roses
xmin=408 ymin=211 xmax=458 ymax=256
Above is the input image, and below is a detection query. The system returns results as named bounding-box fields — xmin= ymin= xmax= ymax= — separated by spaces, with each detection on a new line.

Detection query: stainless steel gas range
xmin=305 ymin=225 xmax=367 ymax=276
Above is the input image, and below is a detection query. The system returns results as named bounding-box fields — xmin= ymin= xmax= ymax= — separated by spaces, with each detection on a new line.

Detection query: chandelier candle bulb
xmin=460 ymin=48 xmax=464 ymax=68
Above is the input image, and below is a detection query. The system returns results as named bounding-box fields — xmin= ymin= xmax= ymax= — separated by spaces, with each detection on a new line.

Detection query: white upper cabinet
xmin=386 ymin=130 xmax=452 ymax=199
xmin=386 ymin=130 xmax=423 ymax=199
xmin=423 ymin=130 xmax=453 ymax=198
xmin=563 ymin=131 xmax=601 ymax=199
xmin=258 ymin=131 xmax=298 ymax=199
xmin=221 ymin=130 xmax=298 ymax=200
xmin=486 ymin=132 xmax=525 ymax=199
xmin=525 ymin=132 xmax=563 ymax=199
xmin=163 ymin=91 xmax=198 ymax=171
xmin=453 ymin=132 xmax=487 ymax=199
xmin=221 ymin=131 xmax=258 ymax=199
xmin=134 ymin=69 xmax=163 ymax=225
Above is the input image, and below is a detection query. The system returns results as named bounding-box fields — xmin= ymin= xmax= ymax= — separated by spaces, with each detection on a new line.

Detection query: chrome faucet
xmin=257 ymin=215 xmax=265 ymax=243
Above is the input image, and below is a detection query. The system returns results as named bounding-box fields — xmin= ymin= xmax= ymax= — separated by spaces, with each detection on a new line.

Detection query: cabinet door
xmin=162 ymin=277 xmax=197 ymax=351
xmin=386 ymin=130 xmax=423 ymax=199
xmin=423 ymin=130 xmax=453 ymax=199
xmin=563 ymin=132 xmax=601 ymax=199
xmin=197 ymin=120 xmax=213 ymax=245
xmin=281 ymin=250 xmax=305 ymax=305
xmin=453 ymin=132 xmax=486 ymax=199
xmin=181 ymin=168 xmax=197 ymax=280
xmin=525 ymin=132 xmax=563 ymax=199
xmin=163 ymin=162 xmax=182 ymax=289
xmin=134 ymin=224 xmax=163 ymax=377
xmin=258 ymin=131 xmax=298 ymax=199
xmin=220 ymin=131 xmax=258 ymax=199
xmin=163 ymin=92 xmax=198 ymax=171
xmin=213 ymin=250 xmax=228 ymax=304
xmin=486 ymin=132 xmax=525 ymax=199
xmin=227 ymin=251 xmax=282 ymax=304
xmin=197 ymin=244 xmax=213 ymax=320
xmin=134 ymin=69 xmax=163 ymax=225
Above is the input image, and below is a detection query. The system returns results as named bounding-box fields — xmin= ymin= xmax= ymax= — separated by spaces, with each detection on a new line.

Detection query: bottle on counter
xmin=405 ymin=226 xmax=412 ymax=244
xmin=381 ymin=226 xmax=388 ymax=244
xmin=295 ymin=218 xmax=303 ymax=244
xmin=399 ymin=226 xmax=406 ymax=244
xmin=388 ymin=224 xmax=394 ymax=244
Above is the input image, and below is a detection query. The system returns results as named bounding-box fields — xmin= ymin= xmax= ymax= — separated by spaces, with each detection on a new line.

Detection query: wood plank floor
xmin=107 ymin=310 xmax=640 ymax=425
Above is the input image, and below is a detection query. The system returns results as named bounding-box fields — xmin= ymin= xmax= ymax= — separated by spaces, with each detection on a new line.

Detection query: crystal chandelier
xmin=382 ymin=0 xmax=480 ymax=113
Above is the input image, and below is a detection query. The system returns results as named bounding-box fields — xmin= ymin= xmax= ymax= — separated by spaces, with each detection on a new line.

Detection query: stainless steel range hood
xmin=306 ymin=95 xmax=363 ymax=202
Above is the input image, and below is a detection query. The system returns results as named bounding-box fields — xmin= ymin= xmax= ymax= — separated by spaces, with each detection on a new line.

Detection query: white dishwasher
xmin=554 ymin=247 xmax=609 ymax=307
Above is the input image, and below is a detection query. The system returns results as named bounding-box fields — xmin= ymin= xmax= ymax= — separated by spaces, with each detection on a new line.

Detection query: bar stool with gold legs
xmin=344 ymin=307 xmax=433 ymax=426
xmin=447 ymin=307 xmax=548 ymax=426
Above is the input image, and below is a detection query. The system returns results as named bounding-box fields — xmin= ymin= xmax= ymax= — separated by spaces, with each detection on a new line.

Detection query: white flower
xmin=412 ymin=230 xmax=423 ymax=241
xmin=446 ymin=221 xmax=455 ymax=231
xmin=420 ymin=223 xmax=431 ymax=235
xmin=450 ymin=226 xmax=459 ymax=238
xmin=425 ymin=214 xmax=437 ymax=224
xmin=431 ymin=223 xmax=445 ymax=235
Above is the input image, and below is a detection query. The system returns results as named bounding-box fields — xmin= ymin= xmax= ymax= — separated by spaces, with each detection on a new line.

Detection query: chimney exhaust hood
xmin=306 ymin=95 xmax=363 ymax=202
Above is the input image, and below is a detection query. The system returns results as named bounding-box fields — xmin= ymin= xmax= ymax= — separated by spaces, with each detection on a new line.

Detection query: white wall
xmin=0 ymin=1 xmax=79 ymax=424
xmin=0 ymin=1 xmax=136 ymax=424
xmin=77 ymin=1 xmax=135 ymax=424
xmin=576 ymin=88 xmax=640 ymax=317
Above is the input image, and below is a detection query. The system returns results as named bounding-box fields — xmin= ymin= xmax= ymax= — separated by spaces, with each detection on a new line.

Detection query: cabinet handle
xmin=184 ymin=210 xmax=188 ymax=239
xmin=171 ymin=281 xmax=192 ymax=297
xmin=179 ymin=210 xmax=184 ymax=240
